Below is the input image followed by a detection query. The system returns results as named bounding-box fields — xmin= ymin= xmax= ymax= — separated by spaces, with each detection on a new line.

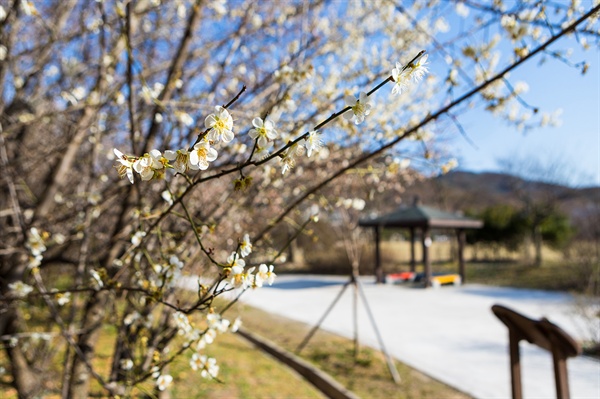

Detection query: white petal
xmin=126 ymin=168 xmax=134 ymax=184
xmin=164 ymin=150 xmax=177 ymax=160
xmin=198 ymin=160 xmax=209 ymax=170
xmin=221 ymin=130 xmax=234 ymax=143
xmin=344 ymin=94 xmax=356 ymax=107
xmin=258 ymin=136 xmax=268 ymax=148
xmin=189 ymin=151 xmax=199 ymax=166
xmin=252 ymin=117 xmax=263 ymax=128
xmin=206 ymin=148 xmax=218 ymax=161
xmin=150 ymin=149 xmax=162 ymax=158
xmin=205 ymin=114 xmax=216 ymax=128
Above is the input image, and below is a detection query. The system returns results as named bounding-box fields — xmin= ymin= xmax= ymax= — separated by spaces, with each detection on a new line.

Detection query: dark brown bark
xmin=67 ymin=290 xmax=111 ymax=399
xmin=4 ymin=307 xmax=41 ymax=398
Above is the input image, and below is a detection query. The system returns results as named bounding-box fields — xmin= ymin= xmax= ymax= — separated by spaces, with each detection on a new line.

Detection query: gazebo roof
xmin=358 ymin=204 xmax=483 ymax=229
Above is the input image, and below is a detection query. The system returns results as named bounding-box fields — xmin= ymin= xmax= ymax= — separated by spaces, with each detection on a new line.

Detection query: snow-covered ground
xmin=237 ymin=274 xmax=599 ymax=399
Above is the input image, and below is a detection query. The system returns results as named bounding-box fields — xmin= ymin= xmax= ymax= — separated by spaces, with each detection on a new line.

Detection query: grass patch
xmin=237 ymin=304 xmax=470 ymax=399
xmin=0 ymin=301 xmax=468 ymax=398
xmin=429 ymin=260 xmax=596 ymax=294
xmin=0 ymin=309 xmax=324 ymax=399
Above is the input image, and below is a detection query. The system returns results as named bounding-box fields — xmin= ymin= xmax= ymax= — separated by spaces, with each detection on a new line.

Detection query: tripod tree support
xmin=296 ymin=275 xmax=401 ymax=384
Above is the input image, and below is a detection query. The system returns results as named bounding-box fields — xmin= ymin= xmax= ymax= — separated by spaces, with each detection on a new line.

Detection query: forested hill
xmin=399 ymin=171 xmax=599 ymax=219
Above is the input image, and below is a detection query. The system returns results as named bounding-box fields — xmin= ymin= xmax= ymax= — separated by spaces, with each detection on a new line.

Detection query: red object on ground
xmin=387 ymin=272 xmax=416 ymax=282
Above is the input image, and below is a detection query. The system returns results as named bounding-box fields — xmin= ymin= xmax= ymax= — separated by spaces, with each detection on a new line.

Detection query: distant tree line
xmin=467 ymin=204 xmax=574 ymax=265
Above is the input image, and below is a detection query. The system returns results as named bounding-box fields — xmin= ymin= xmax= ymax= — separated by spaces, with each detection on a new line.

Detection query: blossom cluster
xmin=113 ymin=53 xmax=430 ymax=183
xmin=391 ymin=53 xmax=429 ymax=96
xmin=103 ymin=51 xmax=430 ymax=393
xmin=225 ymin=234 xmax=277 ymax=289
xmin=168 ymin=309 xmax=241 ymax=383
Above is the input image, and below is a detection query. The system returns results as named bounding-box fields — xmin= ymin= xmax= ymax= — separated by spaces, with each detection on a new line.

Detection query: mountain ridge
xmin=398 ymin=170 xmax=599 ymax=220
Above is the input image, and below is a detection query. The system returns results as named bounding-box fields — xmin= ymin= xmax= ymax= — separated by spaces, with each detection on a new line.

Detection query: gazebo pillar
xmin=409 ymin=227 xmax=416 ymax=273
xmin=457 ymin=229 xmax=466 ymax=284
xmin=422 ymin=228 xmax=431 ymax=287
xmin=374 ymin=226 xmax=384 ymax=284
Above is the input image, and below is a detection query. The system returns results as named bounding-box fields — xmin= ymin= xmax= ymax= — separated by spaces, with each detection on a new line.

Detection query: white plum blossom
xmin=20 ymin=1 xmax=37 ymax=16
xmin=230 ymin=317 xmax=242 ymax=332
xmin=131 ymin=231 xmax=146 ymax=247
xmin=197 ymin=328 xmax=217 ymax=349
xmin=352 ymin=198 xmax=366 ymax=211
xmin=171 ymin=311 xmax=199 ymax=342
xmin=239 ymin=234 xmax=252 ymax=257
xmin=391 ymin=63 xmax=411 ymax=96
xmin=254 ymin=142 xmax=273 ymax=160
xmin=441 ymin=158 xmax=459 ymax=174
xmin=279 ymin=143 xmax=304 ymax=175
xmin=189 ymin=140 xmax=218 ymax=170
xmin=201 ymin=356 xmax=219 ymax=379
xmin=249 ymin=117 xmax=278 ymax=147
xmin=226 ymin=251 xmax=245 ymax=268
xmin=89 ymin=269 xmax=104 ymax=290
xmin=124 ymin=311 xmax=141 ymax=326
xmin=161 ymin=190 xmax=174 ymax=205
xmin=56 ymin=292 xmax=71 ymax=306
xmin=120 ymin=358 xmax=134 ymax=370
xmin=28 ymin=255 xmax=42 ymax=270
xmin=190 ymin=354 xmax=219 ymax=379
xmin=208 ymin=0 xmax=227 ymax=15
xmin=254 ymin=264 xmax=276 ymax=287
xmin=164 ymin=149 xmax=192 ymax=174
xmin=409 ymin=53 xmax=429 ymax=82
xmin=207 ymin=313 xmax=230 ymax=333
xmin=133 ymin=149 xmax=165 ymax=181
xmin=26 ymin=228 xmax=47 ymax=257
xmin=513 ymin=81 xmax=529 ymax=95
xmin=150 ymin=366 xmax=161 ymax=379
xmin=141 ymin=82 xmax=164 ymax=104
xmin=392 ymin=53 xmax=429 ymax=96
xmin=228 ymin=265 xmax=244 ymax=288
xmin=8 ymin=281 xmax=34 ymax=298
xmin=456 ymin=2 xmax=469 ymax=17
xmin=304 ymin=130 xmax=322 ymax=157
xmin=173 ymin=311 xmax=193 ymax=336
xmin=175 ymin=110 xmax=194 ymax=126
xmin=205 ymin=106 xmax=234 ymax=143
xmin=190 ymin=352 xmax=204 ymax=371
xmin=156 ymin=374 xmax=173 ymax=391
xmin=434 ymin=17 xmax=450 ymax=33
xmin=228 ymin=265 xmax=254 ymax=289
xmin=343 ymin=92 xmax=372 ymax=125
xmin=169 ymin=255 xmax=184 ymax=270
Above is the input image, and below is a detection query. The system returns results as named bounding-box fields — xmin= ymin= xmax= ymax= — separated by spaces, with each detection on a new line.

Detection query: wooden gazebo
xmin=359 ymin=200 xmax=483 ymax=286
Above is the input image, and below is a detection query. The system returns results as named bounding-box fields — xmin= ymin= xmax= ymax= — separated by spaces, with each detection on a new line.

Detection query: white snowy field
xmin=234 ymin=274 xmax=599 ymax=399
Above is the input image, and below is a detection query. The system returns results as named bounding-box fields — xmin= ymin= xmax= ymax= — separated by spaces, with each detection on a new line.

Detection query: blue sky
xmin=450 ymin=45 xmax=599 ymax=187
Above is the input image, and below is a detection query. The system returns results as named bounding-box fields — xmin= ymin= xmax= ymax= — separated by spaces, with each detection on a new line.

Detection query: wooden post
xmin=422 ymin=228 xmax=431 ymax=287
xmin=492 ymin=305 xmax=581 ymax=399
xmin=410 ymin=227 xmax=416 ymax=272
xmin=509 ymin=330 xmax=523 ymax=399
xmin=374 ymin=226 xmax=384 ymax=284
xmin=552 ymin=348 xmax=570 ymax=399
xmin=457 ymin=229 xmax=466 ymax=284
